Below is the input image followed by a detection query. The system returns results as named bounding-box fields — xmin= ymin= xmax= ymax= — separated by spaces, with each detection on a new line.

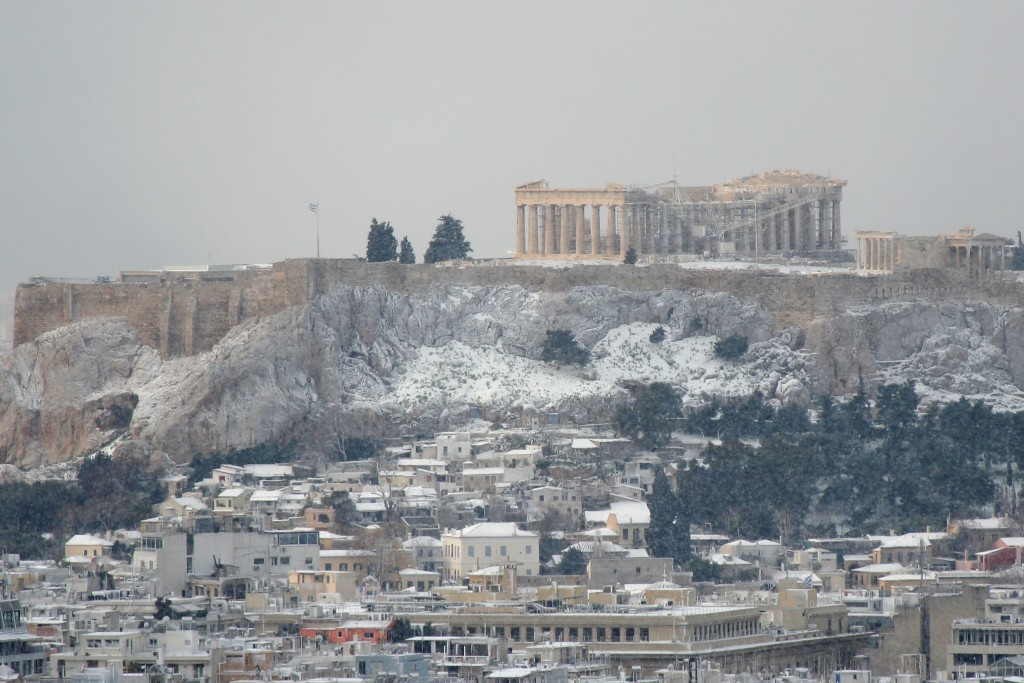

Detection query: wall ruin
xmin=13 ymin=258 xmax=1022 ymax=358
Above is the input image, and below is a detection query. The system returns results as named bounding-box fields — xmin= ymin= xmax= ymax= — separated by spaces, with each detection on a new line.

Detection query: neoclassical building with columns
xmin=513 ymin=169 xmax=847 ymax=260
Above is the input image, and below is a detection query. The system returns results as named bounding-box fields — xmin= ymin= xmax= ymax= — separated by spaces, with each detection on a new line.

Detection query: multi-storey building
xmin=0 ymin=598 xmax=47 ymax=678
xmin=441 ymin=523 xmax=539 ymax=581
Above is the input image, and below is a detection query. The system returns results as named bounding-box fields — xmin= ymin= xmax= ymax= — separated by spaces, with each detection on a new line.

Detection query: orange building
xmin=300 ymin=619 xmax=393 ymax=645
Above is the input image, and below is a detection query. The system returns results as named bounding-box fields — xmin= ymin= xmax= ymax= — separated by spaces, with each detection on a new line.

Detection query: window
xmin=468 ymin=546 xmax=475 ymax=557
xmin=254 ymin=558 xmax=265 ymax=566
xmin=485 ymin=546 xmax=492 ymax=557
xmin=500 ymin=546 xmax=507 ymax=556
xmin=282 ymin=556 xmax=290 ymax=565
xmin=623 ymin=530 xmax=628 ymax=539
xmin=325 ymin=563 xmax=332 ymax=571
xmin=525 ymin=546 xmax=532 ymax=555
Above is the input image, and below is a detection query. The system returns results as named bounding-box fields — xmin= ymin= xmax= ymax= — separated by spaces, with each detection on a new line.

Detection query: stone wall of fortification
xmin=13 ymin=259 xmax=1023 ymax=357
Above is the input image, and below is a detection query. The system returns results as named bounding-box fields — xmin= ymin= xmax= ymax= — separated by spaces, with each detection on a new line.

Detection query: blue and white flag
xmin=802 ymin=574 xmax=815 ymax=588
xmin=309 ymin=202 xmax=318 ymax=214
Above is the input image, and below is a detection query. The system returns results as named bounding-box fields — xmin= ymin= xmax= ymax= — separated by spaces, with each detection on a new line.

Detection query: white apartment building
xmin=442 ymin=523 xmax=539 ymax=582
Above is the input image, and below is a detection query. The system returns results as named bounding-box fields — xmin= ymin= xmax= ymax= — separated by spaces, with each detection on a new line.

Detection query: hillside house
xmin=442 ymin=522 xmax=539 ymax=581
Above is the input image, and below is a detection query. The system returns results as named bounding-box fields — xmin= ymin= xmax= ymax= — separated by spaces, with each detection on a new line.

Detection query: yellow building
xmin=442 ymin=522 xmax=539 ymax=582
xmin=64 ymin=534 xmax=112 ymax=562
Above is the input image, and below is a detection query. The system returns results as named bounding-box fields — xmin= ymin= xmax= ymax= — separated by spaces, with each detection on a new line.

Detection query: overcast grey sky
xmin=1 ymin=1 xmax=1022 ymax=297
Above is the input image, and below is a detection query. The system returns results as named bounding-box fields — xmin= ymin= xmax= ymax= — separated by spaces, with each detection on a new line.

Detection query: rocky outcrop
xmin=3 ymin=282 xmax=1024 ymax=469
xmin=0 ymin=318 xmax=161 ymax=468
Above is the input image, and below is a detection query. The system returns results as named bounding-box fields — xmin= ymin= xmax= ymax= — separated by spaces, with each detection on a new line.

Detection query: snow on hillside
xmin=389 ymin=322 xmax=763 ymax=412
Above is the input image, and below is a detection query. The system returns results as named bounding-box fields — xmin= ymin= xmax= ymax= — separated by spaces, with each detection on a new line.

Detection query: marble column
xmin=515 ymin=205 xmax=525 ymax=256
xmin=619 ymin=204 xmax=629 ymax=257
xmin=605 ymin=205 xmax=617 ymax=255
xmin=559 ymin=205 xmax=571 ymax=255
xmin=833 ymin=200 xmax=841 ymax=251
xmin=544 ymin=205 xmax=556 ymax=255
xmin=575 ymin=205 xmax=586 ymax=256
xmin=645 ymin=206 xmax=656 ymax=254
xmin=527 ymin=205 xmax=538 ymax=255
xmin=591 ymin=205 xmax=602 ymax=256
xmin=631 ymin=205 xmax=642 ymax=252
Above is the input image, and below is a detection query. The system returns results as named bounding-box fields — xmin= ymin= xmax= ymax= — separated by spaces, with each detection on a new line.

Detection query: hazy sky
xmin=2 ymin=1 xmax=1022 ymax=297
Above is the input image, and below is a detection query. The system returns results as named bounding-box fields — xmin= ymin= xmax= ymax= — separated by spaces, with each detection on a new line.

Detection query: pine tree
xmin=613 ymin=382 xmax=681 ymax=449
xmin=423 ymin=215 xmax=472 ymax=263
xmin=399 ymin=236 xmax=416 ymax=264
xmin=366 ymin=218 xmax=398 ymax=262
xmin=623 ymin=246 xmax=638 ymax=265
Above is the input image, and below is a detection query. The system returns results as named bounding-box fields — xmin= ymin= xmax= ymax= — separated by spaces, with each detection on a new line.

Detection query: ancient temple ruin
xmin=855 ymin=226 xmax=1011 ymax=278
xmin=513 ymin=169 xmax=846 ymax=260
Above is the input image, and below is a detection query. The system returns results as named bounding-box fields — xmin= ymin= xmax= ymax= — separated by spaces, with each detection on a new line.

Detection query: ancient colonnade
xmin=856 ymin=233 xmax=897 ymax=272
xmin=513 ymin=179 xmax=846 ymax=259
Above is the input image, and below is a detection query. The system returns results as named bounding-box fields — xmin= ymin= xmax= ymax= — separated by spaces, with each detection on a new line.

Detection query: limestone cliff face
xmin=2 ymin=283 xmax=1024 ymax=468
xmin=0 ymin=318 xmax=162 ymax=468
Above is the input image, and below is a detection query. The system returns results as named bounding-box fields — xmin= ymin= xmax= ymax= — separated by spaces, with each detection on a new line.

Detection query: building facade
xmin=442 ymin=523 xmax=539 ymax=581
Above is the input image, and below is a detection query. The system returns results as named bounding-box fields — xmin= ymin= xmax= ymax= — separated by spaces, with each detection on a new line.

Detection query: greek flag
xmin=803 ymin=574 xmax=815 ymax=588
xmin=309 ymin=203 xmax=318 ymax=213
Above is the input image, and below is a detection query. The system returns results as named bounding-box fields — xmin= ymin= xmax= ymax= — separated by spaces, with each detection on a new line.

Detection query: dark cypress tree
xmin=647 ymin=467 xmax=691 ymax=566
xmin=398 ymin=236 xmax=416 ymax=264
xmin=366 ymin=219 xmax=398 ymax=262
xmin=423 ymin=214 xmax=472 ymax=263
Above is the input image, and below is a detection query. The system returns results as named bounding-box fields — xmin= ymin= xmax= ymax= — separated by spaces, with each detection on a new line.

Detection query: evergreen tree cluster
xmin=365 ymin=218 xmax=417 ymax=264
xmin=682 ymin=383 xmax=1011 ymax=540
xmin=0 ymin=452 xmax=165 ymax=559
xmin=613 ymin=380 xmax=1019 ymax=542
xmin=614 ymin=382 xmax=681 ymax=450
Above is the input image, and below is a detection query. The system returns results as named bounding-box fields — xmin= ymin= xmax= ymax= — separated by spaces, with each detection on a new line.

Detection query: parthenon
xmin=513 ymin=169 xmax=847 ymax=260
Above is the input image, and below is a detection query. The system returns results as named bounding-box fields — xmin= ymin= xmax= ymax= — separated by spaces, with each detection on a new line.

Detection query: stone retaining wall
xmin=14 ymin=259 xmax=1021 ymax=357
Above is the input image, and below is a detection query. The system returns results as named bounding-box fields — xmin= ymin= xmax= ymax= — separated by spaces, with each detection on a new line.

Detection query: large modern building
xmin=514 ymin=169 xmax=846 ymax=260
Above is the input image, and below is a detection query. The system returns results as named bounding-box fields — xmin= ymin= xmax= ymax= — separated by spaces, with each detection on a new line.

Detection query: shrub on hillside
xmin=714 ymin=334 xmax=748 ymax=359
